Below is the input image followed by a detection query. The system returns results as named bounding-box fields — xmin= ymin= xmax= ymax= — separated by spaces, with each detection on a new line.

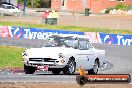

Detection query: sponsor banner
xmin=84 ymin=32 xmax=100 ymax=43
xmin=99 ymin=33 xmax=132 ymax=46
xmin=1 ymin=26 xmax=132 ymax=46
xmin=84 ymin=32 xmax=132 ymax=46
xmin=0 ymin=26 xmax=10 ymax=37
xmin=8 ymin=26 xmax=84 ymax=39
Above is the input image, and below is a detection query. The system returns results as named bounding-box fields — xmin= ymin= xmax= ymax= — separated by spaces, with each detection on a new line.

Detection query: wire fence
xmin=0 ymin=10 xmax=132 ymax=30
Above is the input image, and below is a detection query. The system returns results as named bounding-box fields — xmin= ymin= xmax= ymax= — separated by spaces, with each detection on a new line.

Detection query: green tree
xmin=18 ymin=0 xmax=41 ymax=8
xmin=18 ymin=0 xmax=51 ymax=8
xmin=115 ymin=4 xmax=127 ymax=10
xmin=40 ymin=0 xmax=51 ymax=8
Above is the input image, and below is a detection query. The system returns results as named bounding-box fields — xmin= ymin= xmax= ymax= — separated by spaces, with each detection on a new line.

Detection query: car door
xmin=12 ymin=6 xmax=19 ymax=13
xmin=2 ymin=5 xmax=8 ymax=14
xmin=9 ymin=6 xmax=17 ymax=14
xmin=75 ymin=39 xmax=95 ymax=70
xmin=5 ymin=5 xmax=12 ymax=14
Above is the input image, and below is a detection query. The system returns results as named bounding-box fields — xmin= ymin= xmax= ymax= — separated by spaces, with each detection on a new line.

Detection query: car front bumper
xmin=22 ymin=61 xmax=66 ymax=68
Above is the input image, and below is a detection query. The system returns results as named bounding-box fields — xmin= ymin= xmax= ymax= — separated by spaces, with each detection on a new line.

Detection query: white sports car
xmin=22 ymin=35 xmax=106 ymax=75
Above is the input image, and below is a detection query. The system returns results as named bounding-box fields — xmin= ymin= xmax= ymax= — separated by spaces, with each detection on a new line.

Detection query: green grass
xmin=0 ymin=21 xmax=132 ymax=35
xmin=0 ymin=46 xmax=25 ymax=68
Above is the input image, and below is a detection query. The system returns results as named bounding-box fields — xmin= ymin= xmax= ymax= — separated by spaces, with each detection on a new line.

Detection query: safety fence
xmin=0 ymin=26 xmax=132 ymax=46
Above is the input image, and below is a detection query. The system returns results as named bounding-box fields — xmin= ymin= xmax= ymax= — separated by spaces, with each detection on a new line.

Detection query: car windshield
xmin=43 ymin=37 xmax=78 ymax=48
xmin=6 ymin=6 xmax=12 ymax=9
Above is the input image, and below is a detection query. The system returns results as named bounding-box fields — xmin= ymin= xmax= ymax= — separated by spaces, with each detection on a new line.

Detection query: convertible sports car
xmin=22 ymin=35 xmax=106 ymax=75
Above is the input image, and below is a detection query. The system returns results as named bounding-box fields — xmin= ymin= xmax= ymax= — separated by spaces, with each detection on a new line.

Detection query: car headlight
xmin=22 ymin=51 xmax=28 ymax=56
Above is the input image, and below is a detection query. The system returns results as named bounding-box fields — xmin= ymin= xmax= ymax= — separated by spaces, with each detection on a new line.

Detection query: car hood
xmin=25 ymin=47 xmax=74 ymax=58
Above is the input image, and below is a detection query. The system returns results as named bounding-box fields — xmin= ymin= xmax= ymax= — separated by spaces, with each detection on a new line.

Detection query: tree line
xmin=18 ymin=0 xmax=51 ymax=8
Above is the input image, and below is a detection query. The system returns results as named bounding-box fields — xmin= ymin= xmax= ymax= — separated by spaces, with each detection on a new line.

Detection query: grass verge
xmin=0 ymin=21 xmax=132 ymax=35
xmin=0 ymin=46 xmax=25 ymax=68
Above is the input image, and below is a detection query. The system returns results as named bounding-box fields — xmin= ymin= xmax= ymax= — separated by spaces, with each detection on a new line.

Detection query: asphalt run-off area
xmin=0 ymin=37 xmax=132 ymax=83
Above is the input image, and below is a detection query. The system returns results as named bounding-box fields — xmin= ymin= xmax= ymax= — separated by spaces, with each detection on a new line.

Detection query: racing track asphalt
xmin=0 ymin=37 xmax=132 ymax=83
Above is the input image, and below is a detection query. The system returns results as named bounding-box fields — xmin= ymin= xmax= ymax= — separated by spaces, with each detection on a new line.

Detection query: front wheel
xmin=88 ymin=60 xmax=99 ymax=74
xmin=63 ymin=59 xmax=76 ymax=75
xmin=24 ymin=65 xmax=35 ymax=74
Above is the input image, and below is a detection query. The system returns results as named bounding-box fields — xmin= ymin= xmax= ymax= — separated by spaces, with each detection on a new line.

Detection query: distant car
xmin=0 ymin=4 xmax=20 ymax=16
xmin=22 ymin=35 xmax=106 ymax=75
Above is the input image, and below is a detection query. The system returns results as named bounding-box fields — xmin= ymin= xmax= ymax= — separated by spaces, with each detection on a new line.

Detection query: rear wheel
xmin=88 ymin=60 xmax=99 ymax=74
xmin=63 ymin=59 xmax=76 ymax=75
xmin=24 ymin=65 xmax=35 ymax=74
xmin=52 ymin=69 xmax=61 ymax=75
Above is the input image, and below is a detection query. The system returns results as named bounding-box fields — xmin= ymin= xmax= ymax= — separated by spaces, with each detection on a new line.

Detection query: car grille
xmin=29 ymin=58 xmax=59 ymax=62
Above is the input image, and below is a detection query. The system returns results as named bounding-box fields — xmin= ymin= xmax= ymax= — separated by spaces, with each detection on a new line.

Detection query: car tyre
xmin=63 ymin=59 xmax=76 ymax=75
xmin=24 ymin=64 xmax=35 ymax=74
xmin=88 ymin=60 xmax=99 ymax=74
xmin=52 ymin=69 xmax=61 ymax=75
